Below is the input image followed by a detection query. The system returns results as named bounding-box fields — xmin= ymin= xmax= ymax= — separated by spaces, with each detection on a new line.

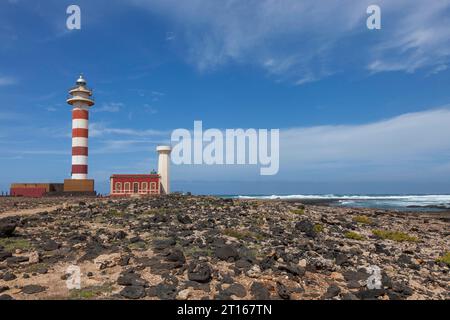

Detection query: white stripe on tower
xmin=72 ymin=119 xmax=89 ymax=129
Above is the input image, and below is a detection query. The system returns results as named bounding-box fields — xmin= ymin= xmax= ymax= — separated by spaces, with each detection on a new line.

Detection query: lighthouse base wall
xmin=63 ymin=179 xmax=95 ymax=193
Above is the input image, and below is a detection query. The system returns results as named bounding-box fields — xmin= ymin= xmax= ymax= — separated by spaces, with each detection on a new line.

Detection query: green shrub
xmin=436 ymin=252 xmax=450 ymax=266
xmin=353 ymin=215 xmax=373 ymax=225
xmin=0 ymin=238 xmax=31 ymax=252
xmin=291 ymin=208 xmax=305 ymax=215
xmin=69 ymin=283 xmax=113 ymax=300
xmin=313 ymin=224 xmax=324 ymax=233
xmin=372 ymin=229 xmax=418 ymax=242
xmin=344 ymin=231 xmax=365 ymax=240
xmin=108 ymin=209 xmax=124 ymax=217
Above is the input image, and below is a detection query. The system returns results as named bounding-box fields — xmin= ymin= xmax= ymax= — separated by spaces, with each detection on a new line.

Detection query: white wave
xmin=235 ymin=194 xmax=450 ymax=209
xmin=237 ymin=194 xmax=450 ymax=200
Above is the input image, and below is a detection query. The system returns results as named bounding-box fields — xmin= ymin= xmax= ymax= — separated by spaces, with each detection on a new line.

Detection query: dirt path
xmin=0 ymin=205 xmax=63 ymax=219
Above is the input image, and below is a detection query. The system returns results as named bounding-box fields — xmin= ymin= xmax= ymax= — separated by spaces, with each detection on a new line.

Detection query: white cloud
xmin=171 ymin=108 xmax=450 ymax=181
xmin=282 ymin=108 xmax=450 ymax=163
xmin=131 ymin=0 xmax=450 ymax=82
xmin=93 ymin=102 xmax=124 ymax=113
xmin=144 ymin=104 xmax=158 ymax=114
xmin=89 ymin=122 xmax=168 ymax=138
xmin=0 ymin=76 xmax=16 ymax=86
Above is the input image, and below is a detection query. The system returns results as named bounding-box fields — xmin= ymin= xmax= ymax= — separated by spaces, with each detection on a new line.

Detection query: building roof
xmin=110 ymin=174 xmax=160 ymax=178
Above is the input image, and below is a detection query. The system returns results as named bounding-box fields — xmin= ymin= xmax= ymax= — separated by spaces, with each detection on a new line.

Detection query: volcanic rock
xmin=188 ymin=262 xmax=212 ymax=283
xmin=22 ymin=285 xmax=46 ymax=294
xmin=120 ymin=286 xmax=145 ymax=299
xmin=0 ymin=223 xmax=16 ymax=237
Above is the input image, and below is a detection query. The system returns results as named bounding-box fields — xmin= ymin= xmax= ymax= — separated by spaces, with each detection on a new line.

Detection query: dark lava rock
xmin=322 ymin=284 xmax=341 ymax=299
xmin=6 ymin=256 xmax=29 ymax=265
xmin=2 ymin=272 xmax=17 ymax=281
xmin=117 ymin=271 xmax=147 ymax=287
xmin=0 ymin=251 xmax=12 ymax=262
xmin=42 ymin=239 xmax=60 ymax=251
xmin=260 ymin=255 xmax=276 ymax=270
xmin=165 ymin=249 xmax=186 ymax=268
xmin=250 ymin=282 xmax=270 ymax=300
xmin=129 ymin=236 xmax=142 ymax=243
xmin=398 ymin=254 xmax=412 ymax=264
xmin=114 ymin=231 xmax=127 ymax=240
xmin=224 ymin=283 xmax=247 ymax=298
xmin=36 ymin=266 xmax=48 ymax=274
xmin=147 ymin=283 xmax=178 ymax=300
xmin=276 ymin=282 xmax=291 ymax=300
xmin=22 ymin=285 xmax=46 ymax=294
xmin=295 ymin=220 xmax=317 ymax=238
xmin=188 ymin=262 xmax=212 ymax=283
xmin=389 ymin=282 xmax=414 ymax=299
xmin=343 ymin=269 xmax=369 ymax=282
xmin=118 ymin=256 xmax=130 ymax=266
xmin=120 ymin=285 xmax=145 ymax=299
xmin=278 ymin=264 xmax=306 ymax=277
xmin=177 ymin=214 xmax=192 ymax=224
xmin=334 ymin=253 xmax=349 ymax=266
xmin=0 ymin=223 xmax=16 ymax=237
xmin=235 ymin=258 xmax=252 ymax=269
xmin=153 ymin=238 xmax=176 ymax=251
xmin=183 ymin=280 xmax=210 ymax=292
xmin=150 ymin=214 xmax=168 ymax=223
xmin=374 ymin=243 xmax=391 ymax=255
xmin=0 ymin=294 xmax=13 ymax=300
xmin=356 ymin=288 xmax=385 ymax=300
xmin=341 ymin=293 xmax=359 ymax=300
xmin=215 ymin=245 xmax=239 ymax=261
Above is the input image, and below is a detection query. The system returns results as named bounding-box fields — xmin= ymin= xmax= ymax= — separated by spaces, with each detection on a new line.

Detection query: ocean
xmin=223 ymin=194 xmax=450 ymax=212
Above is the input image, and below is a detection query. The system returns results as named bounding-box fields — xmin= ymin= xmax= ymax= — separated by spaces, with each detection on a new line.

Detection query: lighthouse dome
xmin=76 ymin=74 xmax=87 ymax=86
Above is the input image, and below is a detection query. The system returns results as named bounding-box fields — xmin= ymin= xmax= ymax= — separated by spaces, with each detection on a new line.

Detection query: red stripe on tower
xmin=72 ymin=109 xmax=89 ymax=120
xmin=72 ymin=128 xmax=89 ymax=138
xmin=72 ymin=165 xmax=88 ymax=174
xmin=72 ymin=147 xmax=89 ymax=156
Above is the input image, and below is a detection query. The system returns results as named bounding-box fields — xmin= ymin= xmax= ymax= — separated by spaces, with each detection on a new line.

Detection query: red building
xmin=10 ymin=183 xmax=64 ymax=197
xmin=110 ymin=174 xmax=160 ymax=197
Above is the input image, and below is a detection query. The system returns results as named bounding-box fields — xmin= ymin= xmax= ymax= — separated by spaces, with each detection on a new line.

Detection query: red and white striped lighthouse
xmin=66 ymin=75 xmax=95 ymax=180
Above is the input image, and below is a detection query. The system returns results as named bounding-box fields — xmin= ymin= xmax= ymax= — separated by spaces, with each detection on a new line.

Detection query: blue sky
xmin=1 ymin=0 xmax=450 ymax=195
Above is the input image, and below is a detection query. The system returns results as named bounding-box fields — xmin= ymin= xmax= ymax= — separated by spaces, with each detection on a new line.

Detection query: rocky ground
xmin=0 ymin=195 xmax=448 ymax=300
xmin=0 ymin=196 xmax=102 ymax=214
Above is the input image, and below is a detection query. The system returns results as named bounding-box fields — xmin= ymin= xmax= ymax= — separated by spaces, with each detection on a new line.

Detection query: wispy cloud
xmin=89 ymin=122 xmax=169 ymax=138
xmin=131 ymin=0 xmax=450 ymax=83
xmin=93 ymin=139 xmax=169 ymax=154
xmin=144 ymin=104 xmax=158 ymax=114
xmin=93 ymin=102 xmax=124 ymax=113
xmin=0 ymin=75 xmax=17 ymax=86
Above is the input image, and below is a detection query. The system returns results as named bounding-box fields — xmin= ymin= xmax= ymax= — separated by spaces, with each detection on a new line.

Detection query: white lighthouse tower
xmin=157 ymin=146 xmax=172 ymax=194
xmin=66 ymin=75 xmax=95 ymax=180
